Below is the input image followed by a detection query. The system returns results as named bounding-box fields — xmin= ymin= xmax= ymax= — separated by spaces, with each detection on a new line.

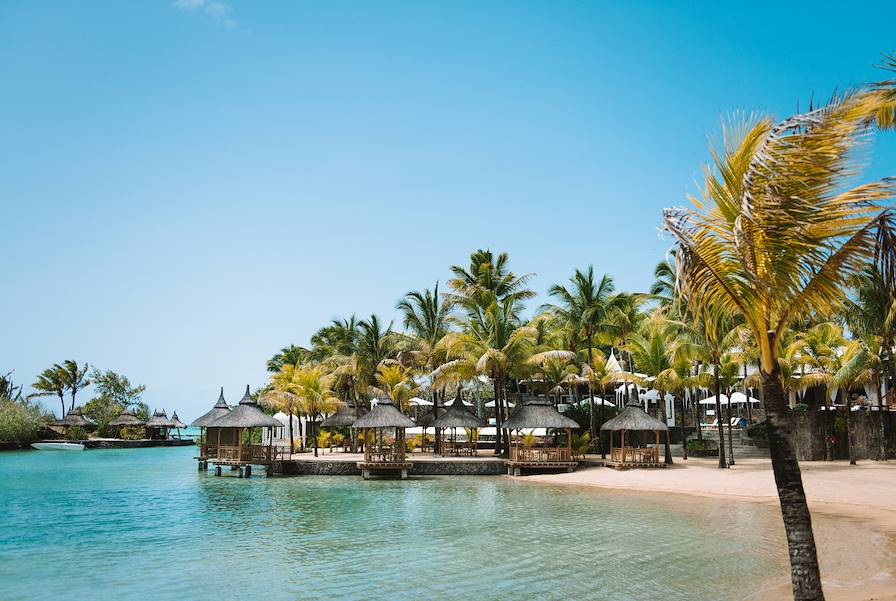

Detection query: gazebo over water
xmin=352 ymin=396 xmax=415 ymax=479
xmin=146 ymin=409 xmax=171 ymax=440
xmin=432 ymin=390 xmax=485 ymax=456
xmin=601 ymin=400 xmax=668 ymax=469
xmin=204 ymin=385 xmax=288 ymax=477
xmin=503 ymin=397 xmax=580 ymax=476
xmin=191 ymin=388 xmax=231 ymax=468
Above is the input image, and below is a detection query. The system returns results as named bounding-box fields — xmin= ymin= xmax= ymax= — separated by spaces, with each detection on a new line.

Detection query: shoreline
xmin=520 ymin=458 xmax=896 ymax=601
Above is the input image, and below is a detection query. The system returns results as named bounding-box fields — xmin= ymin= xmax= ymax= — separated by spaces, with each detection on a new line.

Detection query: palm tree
xmin=664 ymin=81 xmax=896 ymax=599
xmin=267 ymin=345 xmax=310 ymax=373
xmin=436 ymin=298 xmax=537 ymax=456
xmin=261 ymin=363 xmax=305 ymax=452
xmin=310 ymin=316 xmax=361 ymax=361
xmin=373 ymin=363 xmax=420 ymax=411
xmin=356 ymin=315 xmax=398 ymax=389
xmin=448 ymin=249 xmax=535 ymax=314
xmin=293 ymin=366 xmax=340 ymax=457
xmin=544 ymin=266 xmax=626 ymax=440
xmin=55 ymin=360 xmax=90 ymax=413
xmin=30 ymin=367 xmax=67 ymax=418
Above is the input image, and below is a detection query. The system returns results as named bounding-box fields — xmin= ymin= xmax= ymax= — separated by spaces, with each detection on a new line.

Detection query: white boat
xmin=31 ymin=442 xmax=85 ymax=451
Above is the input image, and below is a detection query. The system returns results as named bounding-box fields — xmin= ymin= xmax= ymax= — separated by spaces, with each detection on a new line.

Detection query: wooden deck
xmin=356 ymin=461 xmax=414 ymax=480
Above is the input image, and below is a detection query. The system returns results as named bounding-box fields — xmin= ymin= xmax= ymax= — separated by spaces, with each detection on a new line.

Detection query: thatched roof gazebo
xmin=601 ymin=401 xmax=668 ymax=469
xmin=108 ymin=408 xmax=145 ymax=437
xmin=204 ymin=385 xmax=289 ymax=478
xmin=432 ymin=390 xmax=485 ymax=456
xmin=145 ymin=409 xmax=171 ymax=440
xmin=321 ymin=402 xmax=367 ymax=427
xmin=52 ymin=407 xmax=93 ymax=433
xmin=191 ymin=388 xmax=231 ymax=466
xmin=503 ymin=397 xmax=580 ymax=476
xmin=352 ymin=396 xmax=415 ymax=479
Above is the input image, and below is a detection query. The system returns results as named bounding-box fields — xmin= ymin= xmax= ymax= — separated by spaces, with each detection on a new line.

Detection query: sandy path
xmin=524 ymin=457 xmax=896 ymax=601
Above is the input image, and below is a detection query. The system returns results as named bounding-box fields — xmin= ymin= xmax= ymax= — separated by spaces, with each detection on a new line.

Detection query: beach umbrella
xmin=408 ymin=397 xmax=434 ymax=406
xmin=699 ymin=394 xmax=730 ymax=406
xmin=484 ymin=400 xmax=515 ymax=408
xmin=576 ymin=397 xmax=616 ymax=407
xmin=729 ymin=392 xmax=760 ymax=405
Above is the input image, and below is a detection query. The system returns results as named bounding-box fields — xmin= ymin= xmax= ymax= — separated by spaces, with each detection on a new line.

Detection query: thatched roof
xmin=321 ymin=402 xmax=368 ymax=427
xmin=146 ymin=409 xmax=170 ymax=428
xmin=109 ymin=408 xmax=145 ymax=427
xmin=169 ymin=411 xmax=187 ymax=429
xmin=53 ymin=407 xmax=92 ymax=428
xmin=502 ymin=397 xmax=579 ymax=430
xmin=601 ymin=402 xmax=668 ymax=432
xmin=352 ymin=397 xmax=415 ymax=429
xmin=191 ymin=388 xmax=231 ymax=427
xmin=432 ymin=392 xmax=485 ymax=429
xmin=206 ymin=385 xmax=282 ymax=429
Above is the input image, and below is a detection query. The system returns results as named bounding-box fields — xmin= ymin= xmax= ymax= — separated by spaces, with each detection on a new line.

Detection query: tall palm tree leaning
xmin=664 ymin=76 xmax=896 ymax=600
xmin=56 ymin=360 xmax=91 ymax=413
xmin=545 ymin=266 xmax=625 ymax=444
xmin=30 ymin=367 xmax=68 ymax=418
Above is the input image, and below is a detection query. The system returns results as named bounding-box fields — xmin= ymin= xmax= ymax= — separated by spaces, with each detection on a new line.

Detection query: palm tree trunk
xmin=58 ymin=393 xmax=65 ymax=420
xmin=875 ymin=373 xmax=886 ymax=461
xmin=761 ymin=368 xmax=825 ymax=600
xmin=659 ymin=389 xmax=673 ymax=464
xmin=587 ymin=345 xmax=596 ymax=441
xmin=726 ymin=387 xmax=735 ymax=466
xmin=501 ymin=380 xmax=511 ymax=457
xmin=493 ymin=374 xmax=503 ymax=456
xmin=288 ymin=411 xmax=294 ymax=455
xmin=713 ymin=363 xmax=728 ymax=469
xmin=679 ymin=395 xmax=688 ymax=460
xmin=845 ymin=390 xmax=856 ymax=465
xmin=599 ymin=387 xmax=606 ymax=459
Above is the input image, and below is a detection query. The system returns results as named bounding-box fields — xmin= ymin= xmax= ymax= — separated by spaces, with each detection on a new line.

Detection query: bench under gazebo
xmin=204 ymin=385 xmax=289 ymax=477
xmin=108 ymin=408 xmax=145 ymax=438
xmin=190 ymin=388 xmax=231 ymax=469
xmin=600 ymin=400 xmax=668 ymax=469
xmin=321 ymin=401 xmax=367 ymax=452
xmin=432 ymin=390 xmax=485 ymax=457
xmin=352 ymin=396 xmax=415 ymax=480
xmin=503 ymin=397 xmax=580 ymax=476
xmin=51 ymin=407 xmax=93 ymax=437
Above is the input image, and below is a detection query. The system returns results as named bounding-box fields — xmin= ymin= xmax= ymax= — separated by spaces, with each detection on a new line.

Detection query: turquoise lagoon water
xmin=0 ymin=446 xmax=786 ymax=601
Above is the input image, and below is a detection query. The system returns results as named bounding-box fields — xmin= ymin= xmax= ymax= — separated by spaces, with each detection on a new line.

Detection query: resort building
xmin=108 ymin=408 xmax=145 ymax=438
xmin=50 ymin=407 xmax=93 ymax=436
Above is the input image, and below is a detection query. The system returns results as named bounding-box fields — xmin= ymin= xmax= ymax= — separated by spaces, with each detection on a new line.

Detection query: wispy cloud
xmin=173 ymin=0 xmax=237 ymax=29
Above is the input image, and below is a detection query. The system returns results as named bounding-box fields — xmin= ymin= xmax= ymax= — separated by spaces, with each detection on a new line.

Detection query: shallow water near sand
xmin=0 ymin=446 xmax=788 ymax=601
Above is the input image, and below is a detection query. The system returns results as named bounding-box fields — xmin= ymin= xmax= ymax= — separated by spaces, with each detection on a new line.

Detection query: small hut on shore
xmin=146 ymin=409 xmax=171 ymax=440
xmin=190 ymin=388 xmax=231 ymax=466
xmin=352 ymin=396 xmax=416 ymax=479
xmin=168 ymin=411 xmax=186 ymax=439
xmin=51 ymin=407 xmax=93 ymax=437
xmin=432 ymin=390 xmax=485 ymax=456
xmin=108 ymin=408 xmax=145 ymax=438
xmin=601 ymin=400 xmax=668 ymax=469
xmin=321 ymin=402 xmax=367 ymax=452
xmin=502 ymin=397 xmax=580 ymax=476
xmin=204 ymin=385 xmax=287 ymax=478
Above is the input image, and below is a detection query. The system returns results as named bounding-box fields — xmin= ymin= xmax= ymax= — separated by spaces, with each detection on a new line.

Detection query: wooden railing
xmin=511 ymin=446 xmax=571 ymax=463
xmin=364 ymin=447 xmax=406 ymax=463
xmin=213 ymin=444 xmax=290 ymax=464
xmin=441 ymin=440 xmax=476 ymax=457
xmin=610 ymin=447 xmax=659 ymax=464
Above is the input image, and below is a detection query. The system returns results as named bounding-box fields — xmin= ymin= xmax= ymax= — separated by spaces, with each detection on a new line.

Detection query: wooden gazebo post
xmin=620 ymin=429 xmax=626 ymax=466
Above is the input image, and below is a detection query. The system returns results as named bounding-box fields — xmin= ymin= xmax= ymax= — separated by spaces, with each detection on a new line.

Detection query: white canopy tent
xmin=576 ymin=397 xmax=617 ymax=407
xmin=699 ymin=394 xmax=730 ymax=406
xmin=484 ymin=400 xmax=515 ymax=408
xmin=409 ymin=397 xmax=433 ymax=406
xmin=729 ymin=392 xmax=761 ymax=405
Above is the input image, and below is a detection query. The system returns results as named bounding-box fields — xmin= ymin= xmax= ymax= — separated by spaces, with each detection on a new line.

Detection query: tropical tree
xmin=292 ymin=366 xmax=340 ymax=457
xmin=30 ymin=367 xmax=67 ymax=418
xmin=356 ymin=315 xmax=399 ymax=389
xmin=267 ymin=345 xmax=310 ymax=373
xmin=55 ymin=360 xmax=91 ymax=413
xmin=373 ymin=363 xmax=420 ymax=411
xmin=261 ymin=363 xmax=305 ymax=452
xmin=83 ymin=369 xmax=146 ymax=436
xmin=0 ymin=371 xmax=22 ymax=401
xmin=544 ymin=266 xmax=626 ymax=440
xmin=664 ymin=79 xmax=896 ymax=599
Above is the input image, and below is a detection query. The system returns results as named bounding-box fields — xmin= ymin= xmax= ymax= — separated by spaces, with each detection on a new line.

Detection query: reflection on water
xmin=0 ymin=447 xmax=785 ymax=601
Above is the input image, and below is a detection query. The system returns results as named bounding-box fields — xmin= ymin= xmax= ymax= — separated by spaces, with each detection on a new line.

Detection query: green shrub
xmin=119 ymin=426 xmax=146 ymax=440
xmin=687 ymin=439 xmax=719 ymax=454
xmin=745 ymin=421 xmax=768 ymax=440
xmin=0 ymin=395 xmax=49 ymax=443
xmin=65 ymin=426 xmax=89 ymax=441
xmin=793 ymin=403 xmax=809 ymax=412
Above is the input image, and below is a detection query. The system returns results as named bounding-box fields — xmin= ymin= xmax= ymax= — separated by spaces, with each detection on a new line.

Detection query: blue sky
xmin=3 ymin=1 xmax=895 ymax=420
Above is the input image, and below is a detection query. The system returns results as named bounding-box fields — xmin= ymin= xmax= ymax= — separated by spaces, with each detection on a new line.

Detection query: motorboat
xmin=30 ymin=442 xmax=86 ymax=451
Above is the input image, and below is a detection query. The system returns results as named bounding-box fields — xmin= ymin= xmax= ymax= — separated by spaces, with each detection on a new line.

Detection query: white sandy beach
xmin=526 ymin=457 xmax=896 ymax=601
